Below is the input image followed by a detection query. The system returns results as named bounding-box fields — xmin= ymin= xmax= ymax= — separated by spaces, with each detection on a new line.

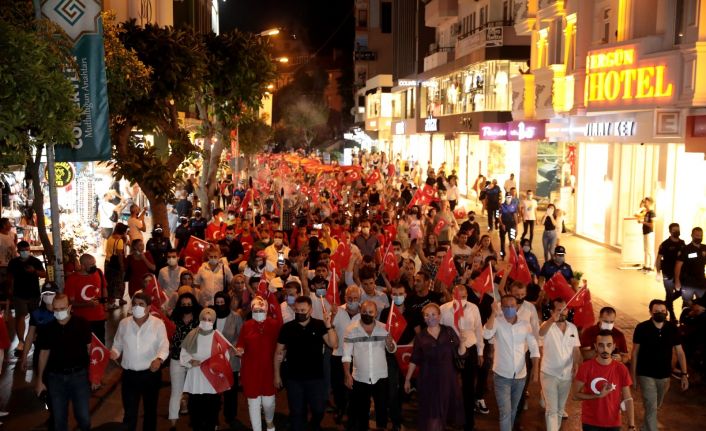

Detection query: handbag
xmin=106 ymin=239 xmax=122 ymax=271
xmin=109 ymin=210 xmax=118 ymax=223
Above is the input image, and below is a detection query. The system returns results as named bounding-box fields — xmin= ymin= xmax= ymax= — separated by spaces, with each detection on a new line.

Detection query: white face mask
xmin=19 ymin=250 xmax=30 ymax=259
xmin=132 ymin=305 xmax=146 ymax=319
xmin=252 ymin=311 xmax=267 ymax=322
xmin=54 ymin=309 xmax=69 ymax=321
xmin=42 ymin=293 xmax=56 ymax=305
xmin=209 ymin=258 xmax=219 ymax=266
xmin=361 ymin=227 xmax=370 ymax=235
xmin=600 ymin=321 xmax=614 ymax=331
xmin=273 ymin=238 xmax=283 ymax=247
xmin=199 ymin=320 xmax=213 ymax=331
xmin=167 ymin=257 xmax=178 ymax=267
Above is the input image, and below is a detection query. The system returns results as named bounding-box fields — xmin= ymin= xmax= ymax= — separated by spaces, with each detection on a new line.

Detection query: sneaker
xmin=475 ymin=399 xmax=490 ymax=414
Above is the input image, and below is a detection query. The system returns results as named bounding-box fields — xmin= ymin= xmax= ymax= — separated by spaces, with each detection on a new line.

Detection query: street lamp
xmin=259 ymin=28 xmax=280 ymax=37
xmin=277 ymin=57 xmax=289 ymax=63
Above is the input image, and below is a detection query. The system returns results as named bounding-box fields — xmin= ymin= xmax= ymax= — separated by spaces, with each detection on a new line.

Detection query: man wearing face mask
xmin=631 ymin=299 xmax=689 ymax=431
xmin=275 ymin=296 xmax=337 ymax=431
xmin=8 ymin=240 xmax=46 ymax=357
xmin=331 ymin=285 xmax=362 ymax=423
xmin=305 ymin=275 xmax=333 ymax=320
xmin=343 ymin=300 xmax=396 ymax=431
xmin=460 ymin=211 xmax=481 ymax=248
xmin=674 ymin=227 xmax=706 ymax=306
xmin=64 ymin=254 xmax=108 ymax=344
xmin=264 ymin=230 xmax=290 ymax=269
xmin=353 ymin=220 xmax=380 ymax=259
xmin=499 ymin=193 xmax=519 ymax=259
xmin=280 ymin=279 xmax=303 ymax=323
xmin=194 ymin=246 xmax=233 ymax=307
xmin=110 ymin=292 xmax=170 ymax=431
xmin=484 ymin=295 xmax=540 ymax=431
xmin=655 ymin=223 xmax=685 ymax=321
xmin=35 ymin=294 xmax=92 ymax=431
xmin=509 ymin=281 xmax=540 ymax=422
xmin=539 ymin=245 xmax=574 ymax=285
xmin=158 ymin=249 xmax=187 ymax=297
xmin=580 ymin=307 xmax=629 ymax=363
xmin=189 ymin=208 xmax=208 ymax=240
xmin=146 ymin=224 xmax=172 ymax=272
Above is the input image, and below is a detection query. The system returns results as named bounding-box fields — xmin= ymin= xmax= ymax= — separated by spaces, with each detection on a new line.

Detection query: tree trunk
xmin=26 ymin=144 xmax=54 ymax=260
xmin=141 ymin=186 xmax=169 ymax=237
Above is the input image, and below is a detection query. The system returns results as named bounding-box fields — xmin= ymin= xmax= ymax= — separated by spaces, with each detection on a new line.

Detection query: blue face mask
xmin=315 ymin=288 xmax=327 ymax=298
xmin=392 ymin=295 xmax=405 ymax=306
xmin=286 ymin=295 xmax=296 ymax=305
xmin=502 ymin=307 xmax=517 ymax=320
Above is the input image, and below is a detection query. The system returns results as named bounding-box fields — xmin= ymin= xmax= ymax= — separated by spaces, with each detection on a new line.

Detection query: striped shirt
xmin=342 ymin=320 xmax=396 ymax=384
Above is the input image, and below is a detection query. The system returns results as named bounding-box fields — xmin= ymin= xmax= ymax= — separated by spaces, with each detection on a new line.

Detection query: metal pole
xmin=46 ymin=144 xmax=65 ymax=291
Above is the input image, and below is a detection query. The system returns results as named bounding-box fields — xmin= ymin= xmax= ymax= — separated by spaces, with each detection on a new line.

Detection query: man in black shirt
xmin=460 ymin=211 xmax=481 ymax=248
xmin=674 ymin=227 xmax=706 ymax=306
xmin=36 ymin=294 xmax=92 ymax=431
xmin=631 ymin=299 xmax=688 ymax=431
xmin=405 ymin=271 xmax=443 ymax=332
xmin=656 ymin=223 xmax=686 ymax=321
xmin=485 ymin=180 xmax=502 ymax=231
xmin=189 ymin=208 xmax=208 ymax=240
xmin=8 ymin=240 xmax=46 ymax=356
xmin=275 ymin=296 xmax=337 ymax=431
xmin=174 ymin=217 xmax=191 ymax=253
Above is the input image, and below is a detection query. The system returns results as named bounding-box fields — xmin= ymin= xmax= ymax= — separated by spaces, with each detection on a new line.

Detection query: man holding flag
xmin=440 ymin=284 xmax=484 ymax=431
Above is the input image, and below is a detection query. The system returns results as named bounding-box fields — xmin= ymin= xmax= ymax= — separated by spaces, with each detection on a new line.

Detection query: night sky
xmin=219 ymin=0 xmax=353 ymax=57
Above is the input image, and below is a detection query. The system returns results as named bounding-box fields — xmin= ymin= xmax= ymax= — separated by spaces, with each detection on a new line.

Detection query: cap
xmin=194 ymin=207 xmax=202 ymax=213
xmin=153 ymin=223 xmax=163 ymax=232
xmin=41 ymin=282 xmax=58 ymax=295
xmin=554 ymin=245 xmax=566 ymax=255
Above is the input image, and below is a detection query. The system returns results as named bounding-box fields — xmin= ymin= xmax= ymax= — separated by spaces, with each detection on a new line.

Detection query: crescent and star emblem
xmin=90 ymin=346 xmax=105 ymax=365
xmin=81 ymin=284 xmax=96 ymax=301
xmin=589 ymin=377 xmax=616 ymax=394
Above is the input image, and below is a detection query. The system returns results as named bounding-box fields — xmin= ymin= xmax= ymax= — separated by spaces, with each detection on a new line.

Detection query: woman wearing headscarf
xmin=235 ymin=296 xmax=282 ymax=431
xmin=213 ymin=291 xmax=243 ymax=428
xmin=180 ymin=308 xmax=228 ymax=431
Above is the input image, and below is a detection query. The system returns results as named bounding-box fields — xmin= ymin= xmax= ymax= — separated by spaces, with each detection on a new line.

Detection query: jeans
xmin=222 ymin=371 xmax=240 ymax=423
xmin=638 ymin=376 xmax=670 ymax=431
xmin=46 ymin=369 xmax=91 ymax=431
xmin=461 ymin=346 xmax=478 ymax=431
xmin=286 ymin=378 xmax=326 ymax=431
xmin=168 ymin=359 xmax=187 ymax=420
xmin=247 ymin=395 xmax=276 ymax=431
xmin=349 ymin=378 xmax=388 ymax=430
xmin=500 ymin=223 xmax=517 ymax=256
xmin=330 ymin=355 xmax=349 ymax=415
xmin=541 ymin=372 xmax=572 ymax=431
xmin=189 ymin=393 xmax=221 ymax=431
xmin=542 ymin=230 xmax=558 ymax=262
xmin=522 ymin=220 xmax=535 ymax=246
xmin=488 ymin=207 xmax=499 ymax=231
xmin=121 ymin=369 xmax=161 ymax=431
xmin=662 ymin=277 xmax=678 ymax=322
xmin=680 ymin=284 xmax=706 ymax=306
xmin=494 ymin=373 xmax=526 ymax=431
xmin=643 ymin=233 xmax=655 ymax=268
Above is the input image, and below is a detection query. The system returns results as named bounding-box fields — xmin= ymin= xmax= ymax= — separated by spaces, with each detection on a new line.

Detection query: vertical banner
xmin=41 ymin=0 xmax=111 ymax=162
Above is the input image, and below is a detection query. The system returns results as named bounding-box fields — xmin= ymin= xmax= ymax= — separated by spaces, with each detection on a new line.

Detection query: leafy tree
xmin=280 ymin=98 xmax=329 ymax=150
xmin=238 ymin=116 xmax=273 ymax=156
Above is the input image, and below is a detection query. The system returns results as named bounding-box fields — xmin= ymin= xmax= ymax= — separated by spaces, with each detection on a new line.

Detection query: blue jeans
xmin=542 ymin=230 xmax=558 ymax=262
xmin=46 ymin=369 xmax=91 ymax=431
xmin=286 ymin=378 xmax=326 ymax=431
xmin=494 ymin=372 xmax=526 ymax=431
xmin=680 ymin=284 xmax=706 ymax=306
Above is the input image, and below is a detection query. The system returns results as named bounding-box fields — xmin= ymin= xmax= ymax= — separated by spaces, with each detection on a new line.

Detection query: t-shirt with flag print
xmin=576 ymin=358 xmax=632 ymax=428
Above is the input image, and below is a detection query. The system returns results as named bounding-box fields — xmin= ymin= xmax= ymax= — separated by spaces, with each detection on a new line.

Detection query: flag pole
xmin=560 ymin=286 xmax=587 ymax=314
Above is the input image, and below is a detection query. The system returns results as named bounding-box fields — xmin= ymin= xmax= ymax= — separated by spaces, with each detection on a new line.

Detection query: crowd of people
xmin=0 ymin=149 xmax=704 ymax=431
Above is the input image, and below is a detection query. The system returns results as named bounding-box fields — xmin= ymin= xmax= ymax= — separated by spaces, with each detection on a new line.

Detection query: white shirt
xmin=309 ymin=293 xmax=332 ymax=320
xmin=281 ymin=301 xmax=295 ymax=324
xmin=540 ymin=321 xmax=580 ymax=380
xmin=522 ymin=198 xmax=537 ymax=221
xmin=504 ymin=179 xmax=517 ymax=195
xmin=158 ymin=265 xmax=187 ymax=296
xmin=439 ymin=300 xmax=484 ymax=353
xmin=98 ymin=201 xmax=117 ymax=228
xmin=332 ymin=304 xmax=361 ymax=356
xmin=180 ymin=331 xmax=230 ymax=394
xmin=342 ymin=320 xmax=396 ymax=384
xmin=263 ymin=244 xmax=290 ymax=268
xmin=484 ymin=317 xmax=540 ymax=379
xmin=517 ymin=301 xmax=540 ymax=341
xmin=361 ymin=290 xmax=389 ymax=318
xmin=111 ymin=315 xmax=170 ymax=371
xmin=195 ymin=262 xmax=234 ymax=306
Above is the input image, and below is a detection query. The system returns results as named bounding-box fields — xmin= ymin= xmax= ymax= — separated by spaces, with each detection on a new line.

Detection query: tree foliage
xmin=238 ymin=116 xmax=273 ymax=156
xmin=280 ymin=98 xmax=329 ymax=150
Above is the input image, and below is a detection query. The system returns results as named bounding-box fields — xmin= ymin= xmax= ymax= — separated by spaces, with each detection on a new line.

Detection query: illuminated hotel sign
xmin=585 ymin=121 xmax=636 ymax=137
xmin=585 ymin=46 xmax=675 ymax=109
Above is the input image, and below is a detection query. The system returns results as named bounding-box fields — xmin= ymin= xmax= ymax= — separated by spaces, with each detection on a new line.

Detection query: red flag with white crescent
xmin=146 ymin=274 xmax=169 ymax=308
xmin=433 ymin=218 xmax=447 ymax=236
xmin=200 ymin=331 xmax=234 ymax=393
xmin=386 ymin=301 xmax=407 ymax=343
xmin=149 ymin=304 xmax=176 ymax=340
xmin=453 ymin=288 xmax=464 ymax=330
xmin=471 ymin=265 xmax=494 ymax=296
xmin=89 ymin=333 xmax=110 ymax=385
xmin=330 ymin=242 xmax=351 ymax=275
xmin=394 ymin=344 xmax=419 ymax=377
xmin=366 ymin=169 xmax=381 ymax=185
xmin=382 ymin=247 xmax=400 ymax=281
xmin=435 ymin=250 xmax=457 ymax=287
xmin=543 ymin=273 xmax=575 ymax=302
xmin=180 ymin=236 xmax=209 ymax=274
xmin=344 ymin=170 xmax=361 ymax=184
xmin=508 ymin=245 xmax=533 ymax=285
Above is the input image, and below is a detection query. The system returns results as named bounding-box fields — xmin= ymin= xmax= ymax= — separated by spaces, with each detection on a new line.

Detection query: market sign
xmin=585 ymin=120 xmax=636 ymax=137
xmin=585 ymin=45 xmax=676 ymax=110
xmin=479 ymin=121 xmax=546 ymax=141
xmin=45 ymin=162 xmax=74 ymax=187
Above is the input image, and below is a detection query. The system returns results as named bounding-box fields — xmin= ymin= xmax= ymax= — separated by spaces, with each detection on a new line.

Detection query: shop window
xmin=380 ymin=2 xmax=392 ymax=34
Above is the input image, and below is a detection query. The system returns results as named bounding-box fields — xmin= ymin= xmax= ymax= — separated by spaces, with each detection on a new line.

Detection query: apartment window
xmin=602 ymin=8 xmax=611 ymax=43
xmin=380 ymin=2 xmax=392 ymax=33
xmin=470 ymin=13 xmax=476 ymax=33
xmin=357 ymin=9 xmax=368 ymax=28
xmin=503 ymin=1 xmax=513 ymax=22
xmin=480 ymin=8 xmax=486 ymax=27
xmin=552 ymin=17 xmax=563 ymax=64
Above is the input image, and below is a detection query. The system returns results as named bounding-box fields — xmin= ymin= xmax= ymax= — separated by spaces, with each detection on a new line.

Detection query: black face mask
xmin=87 ymin=266 xmax=97 ymax=274
xmin=469 ymin=216 xmax=475 ymax=222
xmin=652 ymin=312 xmax=667 ymax=323
xmin=180 ymin=305 xmax=193 ymax=314
xmin=515 ymin=297 xmax=525 ymax=305
xmin=295 ymin=312 xmax=309 ymax=322
xmin=215 ymin=305 xmax=229 ymax=319
xmin=671 ymin=231 xmax=680 ymax=238
xmin=360 ymin=314 xmax=375 ymax=325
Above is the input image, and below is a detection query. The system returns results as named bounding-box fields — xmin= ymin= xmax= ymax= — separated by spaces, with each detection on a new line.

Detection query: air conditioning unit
xmin=429 ymin=43 xmax=438 ymax=53
xmin=450 ymin=23 xmax=461 ymax=36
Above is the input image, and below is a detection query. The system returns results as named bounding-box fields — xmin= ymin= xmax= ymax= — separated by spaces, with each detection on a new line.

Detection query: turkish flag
xmin=382 ymin=248 xmax=400 ymax=281
xmin=344 ymin=170 xmax=361 ymax=184
xmin=266 ymin=291 xmax=283 ymax=325
xmin=180 ymin=236 xmax=209 ymax=274
xmin=200 ymin=331 xmax=234 ymax=393
xmin=386 ymin=302 xmax=407 ymax=342
xmin=150 ymin=304 xmax=176 ymax=340
xmin=330 ymin=242 xmax=352 ymax=275
xmin=382 ymin=224 xmax=397 ymax=247
xmin=325 ymin=178 xmax=339 ymax=189
xmin=453 ymin=207 xmax=467 ymax=219
xmin=0 ymin=313 xmax=10 ymax=350
xmin=394 ymin=345 xmax=419 ymax=377
xmin=300 ymin=185 xmax=310 ymax=196
xmin=240 ymin=234 xmax=254 ymax=258
xmin=569 ymin=287 xmax=595 ymax=327
xmin=566 ymin=286 xmax=589 ymax=309
xmin=326 ymin=264 xmax=339 ymax=306
xmin=433 ymin=218 xmax=447 ymax=236
xmin=146 ymin=274 xmax=169 ymax=308
xmin=471 ymin=265 xmax=494 ymax=296
xmin=453 ymin=288 xmax=464 ymax=330
xmin=239 ymin=189 xmax=252 ymax=214
xmin=508 ymin=245 xmax=533 ymax=285
xmin=421 ymin=184 xmax=436 ymax=203
xmin=89 ymin=333 xmax=110 ymax=385
xmin=436 ymin=250 xmax=457 ymax=287
xmin=257 ymin=278 xmax=269 ymax=296
xmin=366 ymin=169 xmax=381 ymax=185
xmin=543 ymin=273 xmax=575 ymax=302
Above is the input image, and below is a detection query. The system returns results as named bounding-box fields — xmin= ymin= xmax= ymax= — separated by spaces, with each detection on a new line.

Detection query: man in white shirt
xmin=342 ymin=300 xmax=396 ymax=431
xmin=194 ymin=246 xmax=234 ymax=306
xmin=359 ymin=268 xmax=389 ymax=318
xmin=503 ymin=173 xmax=517 ymax=196
xmin=331 ymin=285 xmax=362 ymax=422
xmin=157 ymin=249 xmax=187 ymax=297
xmin=483 ymin=295 xmax=540 ymax=431
xmin=509 ymin=281 xmax=540 ymax=422
xmin=280 ymin=279 xmax=302 ymax=323
xmin=110 ymin=291 xmax=170 ymax=431
xmin=263 ymin=230 xmax=290 ymax=269
xmin=440 ymin=285 xmax=484 ymax=431
xmin=520 ymin=190 xmax=538 ymax=247
xmin=539 ymin=298 xmax=581 ymax=431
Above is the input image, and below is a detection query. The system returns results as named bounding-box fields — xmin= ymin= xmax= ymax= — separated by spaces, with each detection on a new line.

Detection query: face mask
xmin=286 ymin=295 xmax=297 ymax=305
xmin=502 ymin=307 xmax=517 ymax=320
xmin=425 ymin=316 xmax=440 ymax=327
xmin=295 ymin=312 xmax=309 ymax=322
xmin=652 ymin=312 xmax=667 ymax=323
xmin=199 ymin=320 xmax=213 ymax=331
xmin=167 ymin=258 xmax=178 ymax=267
xmin=215 ymin=305 xmax=230 ymax=318
xmin=132 ymin=305 xmax=146 ymax=319
xmin=600 ymin=321 xmax=614 ymax=331
xmin=273 ymin=238 xmax=283 ymax=247
xmin=361 ymin=227 xmax=370 ymax=235
xmin=315 ymin=288 xmax=327 ymax=298
xmin=469 ymin=216 xmax=475 ymax=221
xmin=209 ymin=258 xmax=219 ymax=266
xmin=180 ymin=305 xmax=193 ymax=314
xmin=514 ymin=297 xmax=525 ymax=305
xmin=392 ymin=295 xmax=405 ymax=306
xmin=54 ymin=310 xmax=69 ymax=321
xmin=554 ymin=256 xmax=565 ymax=264
xmin=42 ymin=293 xmax=56 ymax=305
xmin=522 ymin=246 xmax=531 ymax=253
xmin=347 ymin=301 xmax=360 ymax=311
xmin=252 ymin=311 xmax=267 ymax=322
xmin=671 ymin=231 xmax=680 ymax=238
xmin=228 ymin=214 xmax=235 ymax=220
xmin=360 ymin=314 xmax=375 ymax=325
xmin=226 ymin=234 xmax=235 ymax=241
xmin=19 ymin=251 xmax=30 ymax=259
